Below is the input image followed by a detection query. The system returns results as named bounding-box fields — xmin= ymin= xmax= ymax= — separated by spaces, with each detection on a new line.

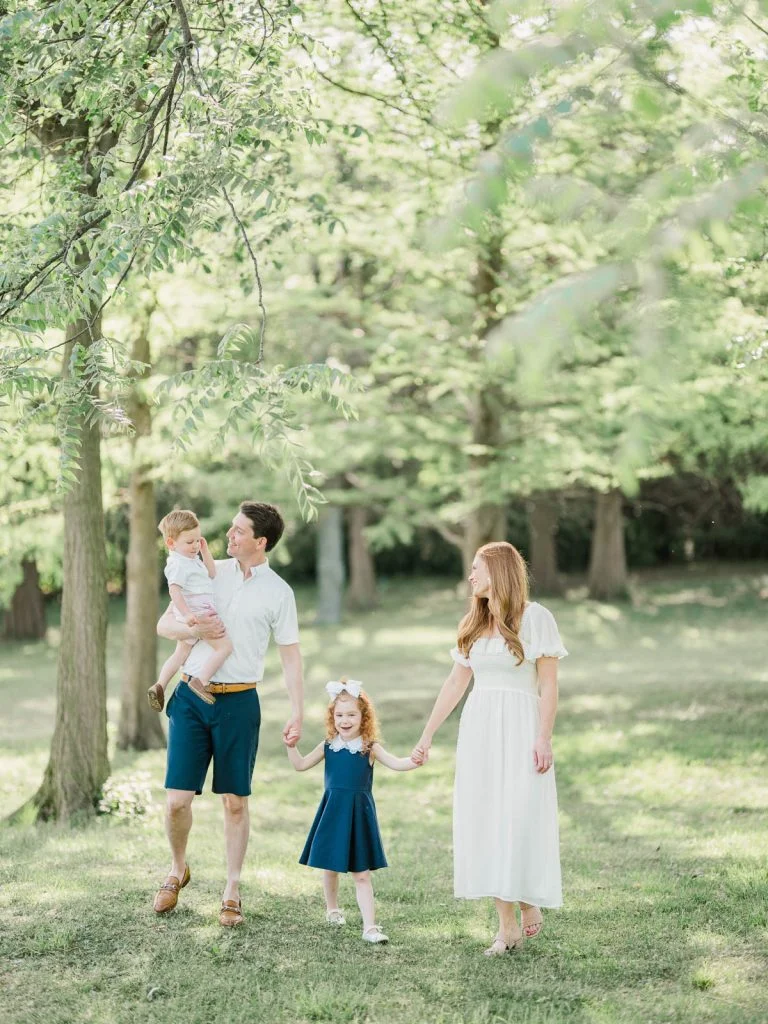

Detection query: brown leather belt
xmin=181 ymin=673 xmax=259 ymax=694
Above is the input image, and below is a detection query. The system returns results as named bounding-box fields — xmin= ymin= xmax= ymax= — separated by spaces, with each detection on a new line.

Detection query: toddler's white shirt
xmin=164 ymin=551 xmax=214 ymax=596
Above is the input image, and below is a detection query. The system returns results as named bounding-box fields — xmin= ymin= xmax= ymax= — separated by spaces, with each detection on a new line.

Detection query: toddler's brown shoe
xmin=147 ymin=684 xmax=164 ymax=712
xmin=188 ymin=676 xmax=216 ymax=705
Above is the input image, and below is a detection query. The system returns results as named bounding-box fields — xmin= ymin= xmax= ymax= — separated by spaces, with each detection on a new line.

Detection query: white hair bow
xmin=326 ymin=679 xmax=362 ymax=699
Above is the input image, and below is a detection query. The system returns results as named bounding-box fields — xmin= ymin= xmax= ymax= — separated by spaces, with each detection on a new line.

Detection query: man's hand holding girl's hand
xmin=282 ymin=715 xmax=302 ymax=747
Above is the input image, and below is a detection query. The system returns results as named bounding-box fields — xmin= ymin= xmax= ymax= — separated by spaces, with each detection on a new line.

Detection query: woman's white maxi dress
xmin=451 ymin=601 xmax=567 ymax=906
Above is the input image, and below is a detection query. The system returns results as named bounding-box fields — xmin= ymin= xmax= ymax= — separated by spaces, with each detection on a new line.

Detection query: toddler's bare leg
xmin=148 ymin=641 xmax=194 ymax=711
xmin=196 ymin=635 xmax=234 ymax=687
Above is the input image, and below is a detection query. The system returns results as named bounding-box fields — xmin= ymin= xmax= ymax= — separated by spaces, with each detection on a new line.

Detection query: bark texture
xmin=316 ymin=505 xmax=345 ymax=624
xmin=588 ymin=488 xmax=629 ymax=600
xmin=2 ymin=559 xmax=47 ymax=640
xmin=527 ymin=496 xmax=564 ymax=597
xmin=461 ymin=234 xmax=508 ymax=578
xmin=346 ymin=506 xmax=378 ymax=610
xmin=117 ymin=308 xmax=164 ymax=750
xmin=32 ymin=315 xmax=109 ymax=821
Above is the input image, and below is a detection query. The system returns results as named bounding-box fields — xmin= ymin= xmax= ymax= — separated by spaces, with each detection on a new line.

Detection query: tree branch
xmin=222 ymin=186 xmax=267 ymax=362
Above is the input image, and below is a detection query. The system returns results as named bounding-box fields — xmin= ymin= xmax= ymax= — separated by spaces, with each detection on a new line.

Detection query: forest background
xmin=1 ymin=2 xmax=767 ymax=1022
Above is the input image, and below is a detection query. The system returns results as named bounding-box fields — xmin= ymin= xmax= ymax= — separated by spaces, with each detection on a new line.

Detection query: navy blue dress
xmin=299 ymin=743 xmax=388 ymax=873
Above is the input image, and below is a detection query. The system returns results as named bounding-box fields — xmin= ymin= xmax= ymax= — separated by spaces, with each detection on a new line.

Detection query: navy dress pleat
xmin=299 ymin=743 xmax=387 ymax=873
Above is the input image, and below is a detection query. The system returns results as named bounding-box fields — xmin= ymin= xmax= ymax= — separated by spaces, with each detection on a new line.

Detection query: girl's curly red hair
xmin=325 ymin=678 xmax=380 ymax=753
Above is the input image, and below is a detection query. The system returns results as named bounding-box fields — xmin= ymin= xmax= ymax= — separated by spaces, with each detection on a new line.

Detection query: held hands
xmin=282 ymin=715 xmax=302 ymax=747
xmin=411 ymin=735 xmax=432 ymax=766
xmin=533 ymin=736 xmax=553 ymax=774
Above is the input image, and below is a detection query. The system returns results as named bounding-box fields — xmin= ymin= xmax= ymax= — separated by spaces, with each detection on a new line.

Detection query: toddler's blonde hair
xmin=158 ymin=509 xmax=199 ymax=541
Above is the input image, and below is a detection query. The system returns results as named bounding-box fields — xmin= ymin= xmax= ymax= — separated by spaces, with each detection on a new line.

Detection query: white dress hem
xmin=455 ymin=894 xmax=564 ymax=908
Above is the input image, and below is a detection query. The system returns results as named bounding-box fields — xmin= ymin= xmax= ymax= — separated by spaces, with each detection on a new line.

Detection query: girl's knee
xmin=352 ymin=871 xmax=371 ymax=884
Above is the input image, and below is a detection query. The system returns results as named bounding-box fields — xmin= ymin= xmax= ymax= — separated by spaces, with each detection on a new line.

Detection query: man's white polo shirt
xmin=182 ymin=558 xmax=299 ymax=683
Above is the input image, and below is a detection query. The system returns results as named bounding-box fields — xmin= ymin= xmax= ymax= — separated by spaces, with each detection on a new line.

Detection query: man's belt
xmin=180 ymin=673 xmax=259 ymax=694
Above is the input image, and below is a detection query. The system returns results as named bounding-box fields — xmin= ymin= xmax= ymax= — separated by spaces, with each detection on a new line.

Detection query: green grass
xmin=1 ymin=568 xmax=767 ymax=1024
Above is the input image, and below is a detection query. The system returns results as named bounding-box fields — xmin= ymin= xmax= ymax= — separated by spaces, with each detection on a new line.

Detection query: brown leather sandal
xmin=153 ymin=864 xmax=190 ymax=914
xmin=219 ymin=899 xmax=244 ymax=927
xmin=147 ymin=683 xmax=164 ymax=712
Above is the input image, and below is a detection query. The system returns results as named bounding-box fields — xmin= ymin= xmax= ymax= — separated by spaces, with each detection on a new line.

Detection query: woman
xmin=412 ymin=541 xmax=567 ymax=956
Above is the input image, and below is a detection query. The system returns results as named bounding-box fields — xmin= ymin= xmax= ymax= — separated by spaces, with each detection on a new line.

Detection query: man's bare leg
xmin=222 ymin=793 xmax=250 ymax=904
xmin=166 ymin=789 xmax=195 ymax=878
xmin=153 ymin=789 xmax=195 ymax=912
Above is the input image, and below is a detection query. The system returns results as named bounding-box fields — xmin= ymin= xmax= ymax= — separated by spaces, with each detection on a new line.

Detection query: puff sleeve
xmin=523 ymin=604 xmax=568 ymax=663
xmin=450 ymin=646 xmax=472 ymax=668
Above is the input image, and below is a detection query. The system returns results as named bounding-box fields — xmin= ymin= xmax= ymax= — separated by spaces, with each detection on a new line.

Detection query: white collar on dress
xmin=328 ymin=735 xmax=364 ymax=753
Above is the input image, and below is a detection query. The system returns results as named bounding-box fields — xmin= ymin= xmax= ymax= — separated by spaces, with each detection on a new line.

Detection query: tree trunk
xmin=2 ymin=559 xmax=47 ymax=640
xmin=462 ymin=497 xmax=507 ymax=580
xmin=588 ymin=488 xmax=629 ymax=600
xmin=30 ymin=314 xmax=110 ymax=821
xmin=316 ymin=505 xmax=345 ymax=624
xmin=346 ymin=506 xmax=378 ymax=610
xmin=528 ymin=495 xmax=564 ymax=597
xmin=117 ymin=305 xmax=164 ymax=750
xmin=462 ymin=235 xmax=508 ymax=572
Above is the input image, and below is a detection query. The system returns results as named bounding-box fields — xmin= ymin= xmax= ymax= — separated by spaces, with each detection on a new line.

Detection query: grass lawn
xmin=1 ymin=567 xmax=767 ymax=1024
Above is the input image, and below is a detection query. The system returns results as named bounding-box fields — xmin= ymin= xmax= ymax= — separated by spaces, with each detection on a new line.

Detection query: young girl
xmin=285 ymin=678 xmax=419 ymax=943
xmin=147 ymin=509 xmax=233 ymax=711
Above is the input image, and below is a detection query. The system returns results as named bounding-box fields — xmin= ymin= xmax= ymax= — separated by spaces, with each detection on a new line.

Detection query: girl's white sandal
xmin=362 ymin=925 xmax=389 ymax=944
xmin=325 ymin=909 xmax=346 ymax=925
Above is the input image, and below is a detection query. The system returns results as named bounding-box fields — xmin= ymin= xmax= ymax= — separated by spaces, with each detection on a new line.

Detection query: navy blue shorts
xmin=164 ymin=681 xmax=261 ymax=796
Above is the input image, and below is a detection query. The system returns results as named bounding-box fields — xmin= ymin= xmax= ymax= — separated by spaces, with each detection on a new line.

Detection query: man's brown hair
xmin=239 ymin=502 xmax=285 ymax=552
xmin=158 ymin=509 xmax=199 ymax=541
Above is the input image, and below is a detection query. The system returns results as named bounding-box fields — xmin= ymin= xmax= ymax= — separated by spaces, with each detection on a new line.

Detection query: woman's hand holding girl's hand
xmin=411 ymin=736 xmax=432 ymax=765
xmin=533 ymin=736 xmax=553 ymax=774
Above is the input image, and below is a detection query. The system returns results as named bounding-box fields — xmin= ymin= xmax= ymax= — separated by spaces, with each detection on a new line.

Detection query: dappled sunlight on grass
xmin=1 ymin=573 xmax=767 ymax=1022
xmin=370 ymin=626 xmax=456 ymax=647
xmin=654 ymin=588 xmax=730 ymax=608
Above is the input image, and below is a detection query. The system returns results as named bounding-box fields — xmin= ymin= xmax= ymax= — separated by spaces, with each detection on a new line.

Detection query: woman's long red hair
xmin=456 ymin=542 xmax=529 ymax=665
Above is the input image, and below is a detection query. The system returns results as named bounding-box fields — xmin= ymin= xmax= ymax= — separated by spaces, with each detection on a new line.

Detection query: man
xmin=152 ymin=501 xmax=303 ymax=927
